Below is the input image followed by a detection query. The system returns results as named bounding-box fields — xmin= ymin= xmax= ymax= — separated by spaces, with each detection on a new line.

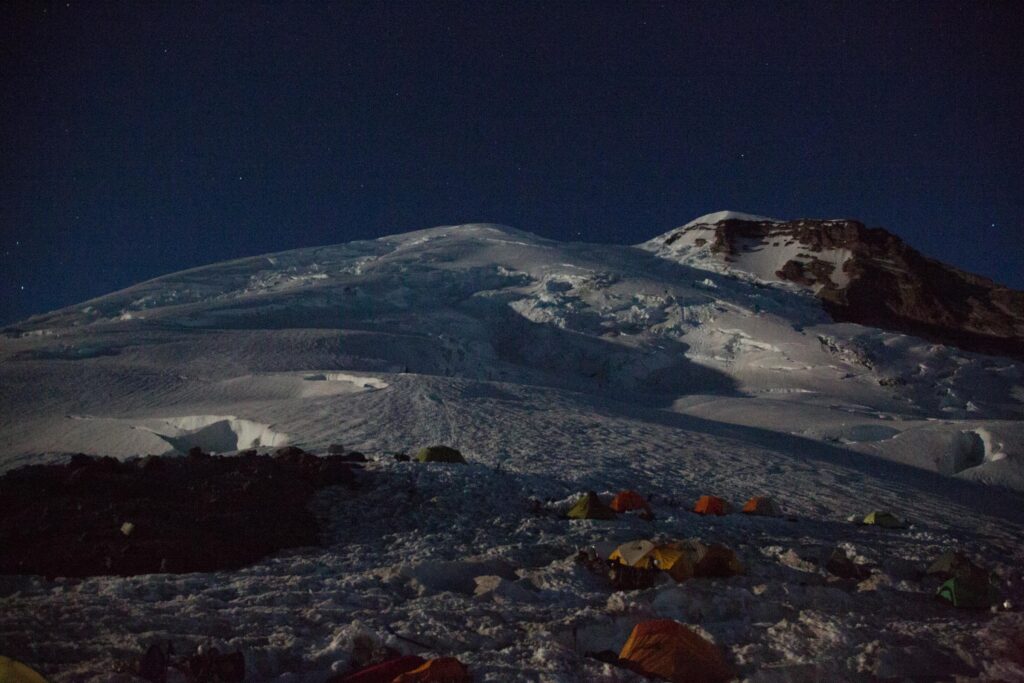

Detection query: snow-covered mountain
xmin=643 ymin=212 xmax=1024 ymax=360
xmin=2 ymin=217 xmax=1024 ymax=680
xmin=4 ymin=219 xmax=1022 ymax=485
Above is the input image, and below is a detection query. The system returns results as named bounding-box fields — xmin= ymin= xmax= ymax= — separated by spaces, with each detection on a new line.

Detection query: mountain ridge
xmin=643 ymin=213 xmax=1024 ymax=360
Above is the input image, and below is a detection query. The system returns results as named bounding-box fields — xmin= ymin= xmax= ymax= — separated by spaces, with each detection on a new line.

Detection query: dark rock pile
xmin=0 ymin=447 xmax=358 ymax=577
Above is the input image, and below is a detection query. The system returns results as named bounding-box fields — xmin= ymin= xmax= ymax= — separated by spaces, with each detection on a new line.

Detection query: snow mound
xmin=303 ymin=372 xmax=389 ymax=390
xmin=395 ymin=557 xmax=519 ymax=596
xmin=139 ymin=415 xmax=290 ymax=453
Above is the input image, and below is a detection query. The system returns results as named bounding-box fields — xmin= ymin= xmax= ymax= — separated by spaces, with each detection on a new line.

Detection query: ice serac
xmin=643 ymin=213 xmax=1024 ymax=360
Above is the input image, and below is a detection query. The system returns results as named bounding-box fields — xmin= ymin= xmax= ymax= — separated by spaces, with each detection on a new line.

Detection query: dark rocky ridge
xmin=0 ymin=449 xmax=359 ymax=577
xmin=682 ymin=218 xmax=1024 ymax=361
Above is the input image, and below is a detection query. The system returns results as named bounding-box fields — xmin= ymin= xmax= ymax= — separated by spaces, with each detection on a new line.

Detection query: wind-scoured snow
xmin=2 ymin=220 xmax=1023 ymax=680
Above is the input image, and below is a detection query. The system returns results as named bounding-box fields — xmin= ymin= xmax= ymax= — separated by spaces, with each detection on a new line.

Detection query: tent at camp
xmin=414 ymin=445 xmax=466 ymax=463
xmin=610 ymin=540 xmax=692 ymax=583
xmin=650 ymin=542 xmax=700 ymax=582
xmin=741 ymin=496 xmax=780 ymax=516
xmin=610 ymin=540 xmax=657 ymax=567
xmin=393 ymin=657 xmax=470 ymax=682
xmin=609 ymin=539 xmax=742 ymax=581
xmin=936 ymin=576 xmax=995 ymax=609
xmin=0 ymin=656 xmax=47 ymax=683
xmin=336 ymin=655 xmax=426 ymax=682
xmin=610 ymin=490 xmax=651 ymax=513
xmin=861 ymin=511 xmax=903 ymax=528
xmin=926 ymin=551 xmax=986 ymax=582
xmin=607 ymin=540 xmax=661 ymax=590
xmin=693 ymin=495 xmax=731 ymax=516
xmin=567 ymin=491 xmax=617 ymax=520
xmin=693 ymin=543 xmax=744 ymax=578
xmin=618 ymin=620 xmax=733 ymax=683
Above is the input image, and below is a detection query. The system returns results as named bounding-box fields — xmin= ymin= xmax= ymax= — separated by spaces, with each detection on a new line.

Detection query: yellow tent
xmin=651 ymin=542 xmax=701 ymax=582
xmin=609 ymin=540 xmax=657 ymax=568
xmin=863 ymin=511 xmax=903 ymax=528
xmin=655 ymin=540 xmax=743 ymax=579
xmin=609 ymin=539 xmax=742 ymax=582
xmin=0 ymin=657 xmax=47 ymax=683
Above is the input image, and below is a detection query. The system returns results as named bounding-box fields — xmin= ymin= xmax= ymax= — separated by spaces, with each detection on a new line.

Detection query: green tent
xmin=567 ymin=491 xmax=617 ymax=520
xmin=926 ymin=551 xmax=985 ymax=582
xmin=414 ymin=445 xmax=466 ymax=463
xmin=862 ymin=511 xmax=903 ymax=528
xmin=936 ymin=576 xmax=995 ymax=609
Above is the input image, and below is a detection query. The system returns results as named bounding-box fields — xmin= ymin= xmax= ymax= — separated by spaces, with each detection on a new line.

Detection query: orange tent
xmin=610 ymin=490 xmax=651 ymax=513
xmin=335 ymin=656 xmax=425 ymax=682
xmin=741 ymin=496 xmax=780 ymax=516
xmin=392 ymin=657 xmax=470 ymax=683
xmin=693 ymin=495 xmax=731 ymax=516
xmin=618 ymin=620 xmax=732 ymax=683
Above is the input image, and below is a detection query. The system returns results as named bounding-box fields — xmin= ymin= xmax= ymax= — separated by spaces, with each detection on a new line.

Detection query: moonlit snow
xmin=1 ymin=220 xmax=1023 ymax=680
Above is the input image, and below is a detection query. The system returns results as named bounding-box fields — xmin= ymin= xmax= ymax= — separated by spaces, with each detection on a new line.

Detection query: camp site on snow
xmin=1 ymin=205 xmax=1023 ymax=682
xmin=2 ymin=439 xmax=1017 ymax=681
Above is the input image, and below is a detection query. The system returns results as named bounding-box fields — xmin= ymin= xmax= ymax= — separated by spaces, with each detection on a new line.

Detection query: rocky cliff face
xmin=646 ymin=215 xmax=1024 ymax=360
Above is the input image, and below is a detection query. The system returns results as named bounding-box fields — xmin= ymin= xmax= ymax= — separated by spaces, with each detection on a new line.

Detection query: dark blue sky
xmin=2 ymin=1 xmax=1022 ymax=324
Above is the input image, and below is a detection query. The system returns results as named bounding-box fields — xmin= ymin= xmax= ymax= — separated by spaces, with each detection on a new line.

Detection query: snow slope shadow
xmin=583 ymin=396 xmax=1024 ymax=529
xmin=483 ymin=306 xmax=742 ymax=397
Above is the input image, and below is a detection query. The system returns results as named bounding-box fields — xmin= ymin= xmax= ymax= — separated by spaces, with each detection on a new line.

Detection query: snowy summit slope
xmin=642 ymin=212 xmax=1024 ymax=360
xmin=2 ymin=219 xmax=1024 ymax=681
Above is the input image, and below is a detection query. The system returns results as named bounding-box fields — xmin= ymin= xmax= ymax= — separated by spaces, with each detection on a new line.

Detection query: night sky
xmin=2 ymin=1 xmax=1022 ymax=325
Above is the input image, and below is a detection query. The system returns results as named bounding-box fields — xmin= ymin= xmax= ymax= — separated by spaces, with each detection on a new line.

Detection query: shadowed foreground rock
xmin=0 ymin=449 xmax=358 ymax=577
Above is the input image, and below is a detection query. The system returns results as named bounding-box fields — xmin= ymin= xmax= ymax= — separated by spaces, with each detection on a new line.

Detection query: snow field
xmin=2 ymin=220 xmax=1023 ymax=679
xmin=3 ymin=374 xmax=1024 ymax=680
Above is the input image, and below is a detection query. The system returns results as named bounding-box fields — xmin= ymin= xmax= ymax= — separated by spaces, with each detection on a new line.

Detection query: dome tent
xmin=610 ymin=490 xmax=651 ymax=513
xmin=862 ymin=511 xmax=903 ymax=528
xmin=334 ymin=655 xmax=425 ymax=682
xmin=741 ymin=496 xmax=780 ymax=516
xmin=610 ymin=539 xmax=657 ymax=567
xmin=693 ymin=495 xmax=731 ymax=516
xmin=926 ymin=550 xmax=986 ymax=582
xmin=936 ymin=576 xmax=997 ymax=609
xmin=393 ymin=657 xmax=470 ymax=682
xmin=567 ymin=491 xmax=617 ymax=520
xmin=608 ymin=539 xmax=743 ymax=582
xmin=618 ymin=620 xmax=732 ymax=683
xmin=0 ymin=656 xmax=47 ymax=683
xmin=414 ymin=445 xmax=466 ymax=463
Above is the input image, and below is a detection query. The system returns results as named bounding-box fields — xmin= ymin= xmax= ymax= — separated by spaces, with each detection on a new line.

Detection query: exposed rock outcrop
xmin=0 ymin=451 xmax=358 ymax=577
xmin=648 ymin=216 xmax=1024 ymax=360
